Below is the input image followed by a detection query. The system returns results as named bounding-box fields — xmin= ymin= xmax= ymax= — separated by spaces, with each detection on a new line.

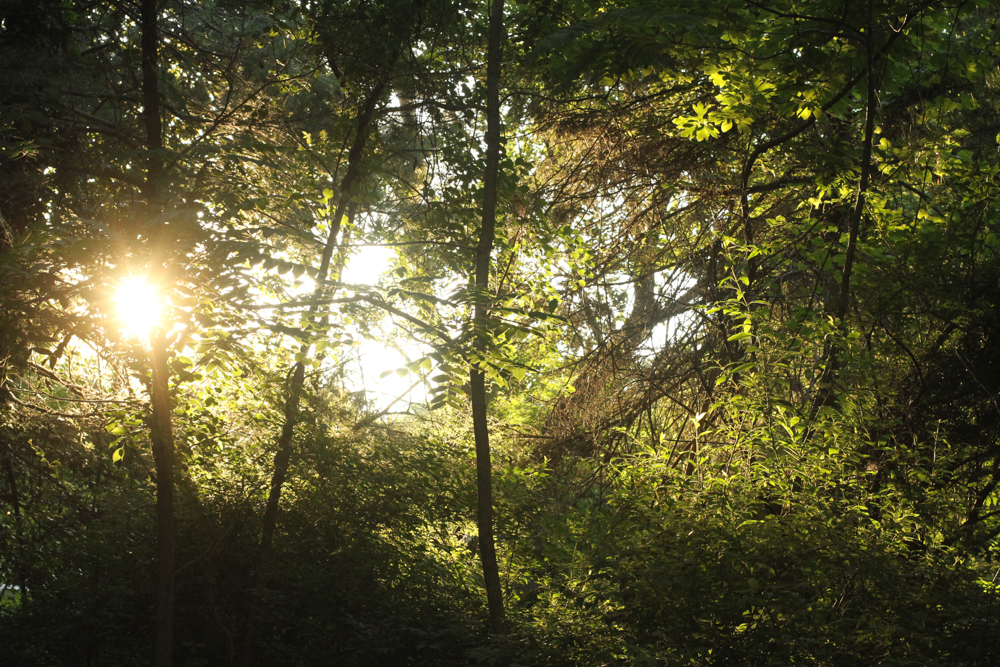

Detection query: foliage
xmin=2 ymin=0 xmax=1000 ymax=665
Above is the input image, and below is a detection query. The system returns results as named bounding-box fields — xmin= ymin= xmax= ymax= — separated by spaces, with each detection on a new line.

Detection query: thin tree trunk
xmin=141 ymin=0 xmax=163 ymax=203
xmin=140 ymin=0 xmax=175 ymax=665
xmin=239 ymin=75 xmax=391 ymax=667
xmin=471 ymin=0 xmax=506 ymax=634
xmin=835 ymin=0 xmax=876 ymax=326
xmin=813 ymin=0 xmax=877 ymax=414
xmin=2 ymin=442 xmax=29 ymax=602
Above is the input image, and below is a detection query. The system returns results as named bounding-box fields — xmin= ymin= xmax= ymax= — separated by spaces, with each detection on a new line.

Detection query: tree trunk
xmin=140 ymin=1 xmax=175 ymax=665
xmin=239 ymin=74 xmax=391 ymax=667
xmin=813 ymin=0 xmax=877 ymax=414
xmin=141 ymin=0 xmax=163 ymax=203
xmin=2 ymin=441 xmax=29 ymax=602
xmin=149 ymin=328 xmax=176 ymax=667
xmin=471 ymin=0 xmax=506 ymax=634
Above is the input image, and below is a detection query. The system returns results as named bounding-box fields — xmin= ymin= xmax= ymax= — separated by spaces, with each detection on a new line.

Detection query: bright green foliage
xmin=3 ymin=0 xmax=1000 ymax=664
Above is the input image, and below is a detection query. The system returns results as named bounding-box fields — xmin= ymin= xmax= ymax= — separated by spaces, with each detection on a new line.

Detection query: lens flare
xmin=115 ymin=276 xmax=161 ymax=341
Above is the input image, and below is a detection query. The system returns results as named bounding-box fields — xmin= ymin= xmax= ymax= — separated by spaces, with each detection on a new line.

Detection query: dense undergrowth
xmin=3 ymin=397 xmax=998 ymax=665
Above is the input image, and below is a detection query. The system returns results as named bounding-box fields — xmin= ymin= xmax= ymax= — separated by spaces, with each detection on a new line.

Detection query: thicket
xmin=1 ymin=0 xmax=999 ymax=665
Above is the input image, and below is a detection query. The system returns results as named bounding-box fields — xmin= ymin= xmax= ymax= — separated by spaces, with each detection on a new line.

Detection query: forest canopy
xmin=1 ymin=0 xmax=1000 ymax=664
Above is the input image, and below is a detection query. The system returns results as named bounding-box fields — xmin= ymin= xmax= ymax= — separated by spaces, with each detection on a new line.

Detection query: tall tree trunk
xmin=813 ymin=0 xmax=877 ymax=414
xmin=2 ymin=442 xmax=28 ymax=602
xmin=471 ymin=0 xmax=506 ymax=634
xmin=140 ymin=0 xmax=175 ymax=665
xmin=239 ymin=75 xmax=390 ymax=667
xmin=149 ymin=328 xmax=176 ymax=667
xmin=141 ymin=0 xmax=163 ymax=204
xmin=835 ymin=0 xmax=876 ymax=327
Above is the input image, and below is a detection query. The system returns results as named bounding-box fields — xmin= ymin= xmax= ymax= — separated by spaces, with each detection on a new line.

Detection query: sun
xmin=115 ymin=276 xmax=162 ymax=341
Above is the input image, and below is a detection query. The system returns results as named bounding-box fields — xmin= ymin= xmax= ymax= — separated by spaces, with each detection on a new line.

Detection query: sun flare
xmin=115 ymin=276 xmax=162 ymax=341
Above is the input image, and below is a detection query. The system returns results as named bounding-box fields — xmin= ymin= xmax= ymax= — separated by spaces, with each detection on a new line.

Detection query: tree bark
xmin=471 ymin=0 xmax=506 ymax=634
xmin=140 ymin=1 xmax=175 ymax=665
xmin=149 ymin=328 xmax=176 ymax=667
xmin=141 ymin=0 xmax=163 ymax=203
xmin=2 ymin=441 xmax=29 ymax=602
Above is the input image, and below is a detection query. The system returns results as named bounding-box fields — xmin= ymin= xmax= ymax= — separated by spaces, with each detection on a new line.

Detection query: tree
xmin=2 ymin=0 xmax=1000 ymax=664
xmin=138 ymin=1 xmax=178 ymax=662
xmin=0 ymin=1 xmax=328 ymax=663
xmin=470 ymin=0 xmax=507 ymax=634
